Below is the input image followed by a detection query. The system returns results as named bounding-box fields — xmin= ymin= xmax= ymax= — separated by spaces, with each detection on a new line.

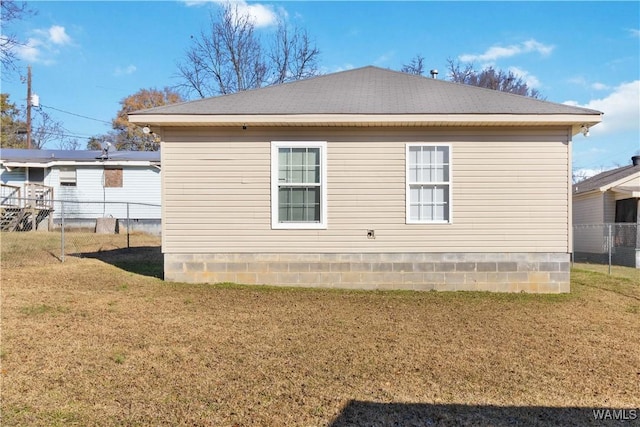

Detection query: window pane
xmin=409 ymin=146 xmax=419 ymax=167
xmin=279 ymin=188 xmax=289 ymax=204
xmin=421 ymin=186 xmax=433 ymax=203
xmin=278 ymin=186 xmax=320 ymax=223
xmin=408 ymin=166 xmax=418 ymax=183
xmin=279 ymin=149 xmax=290 ymax=182
xmin=291 ymin=167 xmax=304 ymax=183
xmin=410 ymin=205 xmax=420 ymax=221
xmin=409 ymin=184 xmax=450 ymax=222
xmin=291 ymin=148 xmax=305 ymax=167
xmin=420 ymin=146 xmax=432 ymax=166
xmin=279 ymin=206 xmax=289 ymax=222
xmin=290 ymin=188 xmax=304 ymax=204
xmin=421 ymin=205 xmax=433 ymax=221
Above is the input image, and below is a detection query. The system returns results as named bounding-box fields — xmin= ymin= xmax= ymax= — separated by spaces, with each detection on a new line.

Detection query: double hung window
xmin=406 ymin=144 xmax=451 ymax=223
xmin=59 ymin=167 xmax=77 ymax=186
xmin=271 ymin=141 xmax=327 ymax=229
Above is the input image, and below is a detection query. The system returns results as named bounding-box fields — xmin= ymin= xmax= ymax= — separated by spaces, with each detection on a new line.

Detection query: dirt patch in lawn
xmin=1 ymin=233 xmax=639 ymax=426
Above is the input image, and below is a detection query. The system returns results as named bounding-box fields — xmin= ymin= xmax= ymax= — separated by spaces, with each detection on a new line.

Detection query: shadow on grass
xmin=80 ymin=246 xmax=163 ymax=279
xmin=329 ymin=401 xmax=636 ymax=426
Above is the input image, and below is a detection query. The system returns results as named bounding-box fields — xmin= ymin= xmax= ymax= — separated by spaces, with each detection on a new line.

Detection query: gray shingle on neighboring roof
xmin=132 ymin=66 xmax=602 ymax=116
xmin=573 ymin=164 xmax=640 ymax=194
xmin=0 ymin=149 xmax=160 ymax=163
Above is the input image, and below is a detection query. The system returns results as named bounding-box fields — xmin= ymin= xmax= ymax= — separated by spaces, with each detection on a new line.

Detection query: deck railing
xmin=1 ymin=184 xmax=22 ymax=207
xmin=24 ymin=183 xmax=54 ymax=209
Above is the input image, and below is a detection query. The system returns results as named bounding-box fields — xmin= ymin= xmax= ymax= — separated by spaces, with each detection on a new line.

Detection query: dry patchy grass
xmin=1 ymin=232 xmax=639 ymax=426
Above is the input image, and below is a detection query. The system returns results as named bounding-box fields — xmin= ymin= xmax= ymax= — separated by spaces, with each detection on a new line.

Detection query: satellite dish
xmin=100 ymin=141 xmax=117 ymax=152
xmin=99 ymin=141 xmax=116 ymax=159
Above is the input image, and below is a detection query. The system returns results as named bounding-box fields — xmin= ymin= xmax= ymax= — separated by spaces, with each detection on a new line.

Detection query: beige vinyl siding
xmin=603 ymin=191 xmax=616 ymax=223
xmin=162 ymin=126 xmax=570 ymax=253
xmin=573 ymin=193 xmax=604 ymax=224
xmin=572 ymin=192 xmax=606 ymax=254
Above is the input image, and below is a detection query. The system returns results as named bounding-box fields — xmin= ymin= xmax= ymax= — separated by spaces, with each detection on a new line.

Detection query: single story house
xmin=0 ymin=149 xmax=161 ymax=232
xmin=129 ymin=66 xmax=602 ymax=292
xmin=573 ymin=156 xmax=640 ymax=268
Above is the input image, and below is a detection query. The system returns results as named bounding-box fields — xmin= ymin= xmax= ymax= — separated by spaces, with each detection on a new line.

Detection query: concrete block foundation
xmin=164 ymin=252 xmax=571 ymax=293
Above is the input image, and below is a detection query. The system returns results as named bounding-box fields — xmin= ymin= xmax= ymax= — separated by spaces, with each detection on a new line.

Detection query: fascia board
xmin=598 ymin=171 xmax=640 ymax=192
xmin=129 ymin=113 xmax=602 ymax=128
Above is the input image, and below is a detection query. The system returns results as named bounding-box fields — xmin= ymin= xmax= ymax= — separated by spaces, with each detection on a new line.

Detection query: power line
xmin=40 ymin=104 xmax=112 ymax=125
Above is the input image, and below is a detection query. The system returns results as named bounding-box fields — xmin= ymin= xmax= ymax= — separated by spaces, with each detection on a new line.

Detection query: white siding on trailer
xmin=50 ymin=166 xmax=161 ymax=219
xmin=161 ymin=126 xmax=571 ymax=254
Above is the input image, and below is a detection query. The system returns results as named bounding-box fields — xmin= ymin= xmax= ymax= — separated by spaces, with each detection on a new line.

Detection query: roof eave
xmin=1 ymin=160 xmax=158 ymax=168
xmin=600 ymin=171 xmax=640 ymax=193
xmin=128 ymin=113 xmax=602 ymax=130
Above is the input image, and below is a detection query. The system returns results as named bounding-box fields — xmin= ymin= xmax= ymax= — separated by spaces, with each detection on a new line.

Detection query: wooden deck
xmin=0 ymin=183 xmax=54 ymax=232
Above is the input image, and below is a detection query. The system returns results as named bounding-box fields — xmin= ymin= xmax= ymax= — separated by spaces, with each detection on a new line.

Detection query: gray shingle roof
xmin=573 ymin=163 xmax=640 ymax=194
xmin=133 ymin=66 xmax=602 ymax=116
xmin=0 ymin=149 xmax=160 ymax=163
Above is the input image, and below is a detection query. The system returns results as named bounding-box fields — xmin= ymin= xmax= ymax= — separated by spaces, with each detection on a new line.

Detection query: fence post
xmin=60 ymin=200 xmax=65 ymax=262
xmin=608 ymin=223 xmax=612 ymax=275
xmin=126 ymin=202 xmax=130 ymax=249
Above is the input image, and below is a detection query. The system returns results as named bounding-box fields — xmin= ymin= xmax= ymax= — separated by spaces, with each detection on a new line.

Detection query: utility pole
xmin=26 ymin=65 xmax=32 ymax=149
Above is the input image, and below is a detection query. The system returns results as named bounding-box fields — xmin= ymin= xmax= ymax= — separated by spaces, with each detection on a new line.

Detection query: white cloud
xmin=14 ymin=37 xmax=44 ymax=63
xmin=459 ymin=39 xmax=554 ymax=62
xmin=508 ymin=66 xmax=541 ymax=88
xmin=568 ymin=76 xmax=611 ymax=91
xmin=629 ymin=28 xmax=640 ymax=37
xmin=48 ymin=25 xmax=72 ymax=45
xmin=14 ymin=25 xmax=73 ymax=65
xmin=114 ymin=65 xmax=137 ymax=76
xmin=183 ymin=0 xmax=277 ymax=28
xmin=564 ymin=80 xmax=640 ymax=135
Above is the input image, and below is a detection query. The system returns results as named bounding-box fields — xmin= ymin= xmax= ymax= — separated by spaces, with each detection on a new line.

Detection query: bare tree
xmin=1 ymin=1 xmax=35 ymax=78
xmin=269 ymin=17 xmax=320 ymax=84
xmin=401 ymin=54 xmax=426 ymax=76
xmin=176 ymin=2 xmax=320 ymax=98
xmin=446 ymin=59 xmax=543 ymax=99
xmin=30 ymin=108 xmax=64 ymax=149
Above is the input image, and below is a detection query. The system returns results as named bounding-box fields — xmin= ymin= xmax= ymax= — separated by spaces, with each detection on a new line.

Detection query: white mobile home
xmin=0 ymin=149 xmax=161 ymax=232
xmin=573 ymin=157 xmax=640 ymax=268
xmin=129 ymin=66 xmax=602 ymax=292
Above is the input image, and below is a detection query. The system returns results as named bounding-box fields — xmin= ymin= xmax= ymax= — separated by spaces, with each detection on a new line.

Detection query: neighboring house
xmin=0 ymin=149 xmax=161 ymax=232
xmin=129 ymin=66 xmax=602 ymax=293
xmin=573 ymin=156 xmax=640 ymax=268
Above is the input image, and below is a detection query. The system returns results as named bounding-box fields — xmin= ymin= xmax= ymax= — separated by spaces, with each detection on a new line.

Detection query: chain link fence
xmin=1 ymin=197 xmax=161 ymax=261
xmin=573 ymin=223 xmax=639 ymax=274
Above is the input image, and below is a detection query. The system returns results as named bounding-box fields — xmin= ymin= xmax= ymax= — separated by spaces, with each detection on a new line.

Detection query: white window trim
xmin=405 ymin=143 xmax=453 ymax=224
xmin=271 ymin=141 xmax=327 ymax=229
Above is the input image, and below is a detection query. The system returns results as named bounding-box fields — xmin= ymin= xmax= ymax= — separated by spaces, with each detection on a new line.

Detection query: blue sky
xmin=2 ymin=1 xmax=639 ymax=174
